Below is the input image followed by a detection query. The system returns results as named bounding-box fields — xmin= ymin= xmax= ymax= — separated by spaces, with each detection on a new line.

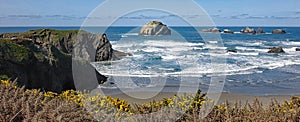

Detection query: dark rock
xmin=296 ymin=48 xmax=300 ymax=51
xmin=223 ymin=29 xmax=234 ymax=34
xmin=139 ymin=21 xmax=171 ymax=35
xmin=202 ymin=28 xmax=221 ymax=33
xmin=272 ymin=29 xmax=286 ymax=34
xmin=94 ymin=34 xmax=131 ymax=61
xmin=0 ymin=29 xmax=127 ymax=93
xmin=268 ymin=46 xmax=285 ymax=53
xmin=227 ymin=49 xmax=237 ymax=53
xmin=95 ymin=34 xmax=114 ymax=61
xmin=257 ymin=28 xmax=265 ymax=34
xmin=240 ymin=27 xmax=256 ymax=34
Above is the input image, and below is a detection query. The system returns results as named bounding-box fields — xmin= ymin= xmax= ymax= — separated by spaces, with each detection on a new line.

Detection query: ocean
xmin=1 ymin=26 xmax=300 ymax=96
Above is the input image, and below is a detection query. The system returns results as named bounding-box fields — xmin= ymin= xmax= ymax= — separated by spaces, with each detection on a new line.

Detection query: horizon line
xmin=0 ymin=25 xmax=300 ymax=28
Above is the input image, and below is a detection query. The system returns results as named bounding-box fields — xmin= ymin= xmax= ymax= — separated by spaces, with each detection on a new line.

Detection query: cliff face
xmin=0 ymin=29 xmax=117 ymax=92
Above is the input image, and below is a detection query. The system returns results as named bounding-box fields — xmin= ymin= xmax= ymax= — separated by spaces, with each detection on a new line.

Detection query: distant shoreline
xmin=0 ymin=26 xmax=296 ymax=34
xmin=1 ymin=25 xmax=300 ymax=27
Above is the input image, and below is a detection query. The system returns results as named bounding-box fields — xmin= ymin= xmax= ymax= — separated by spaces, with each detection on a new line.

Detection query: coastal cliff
xmin=0 ymin=29 xmax=124 ymax=92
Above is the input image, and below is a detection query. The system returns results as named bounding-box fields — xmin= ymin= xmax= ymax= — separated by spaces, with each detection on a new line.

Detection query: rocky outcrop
xmin=240 ymin=27 xmax=256 ymax=34
xmin=257 ymin=28 xmax=265 ymax=34
xmin=296 ymin=48 xmax=300 ymax=51
xmin=268 ymin=46 xmax=285 ymax=53
xmin=272 ymin=29 xmax=286 ymax=34
xmin=0 ymin=29 xmax=126 ymax=92
xmin=223 ymin=29 xmax=234 ymax=34
xmin=139 ymin=21 xmax=171 ymax=35
xmin=202 ymin=28 xmax=221 ymax=33
xmin=227 ymin=49 xmax=237 ymax=53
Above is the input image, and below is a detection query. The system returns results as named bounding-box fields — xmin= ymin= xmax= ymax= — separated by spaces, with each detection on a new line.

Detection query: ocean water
xmin=1 ymin=27 xmax=300 ymax=95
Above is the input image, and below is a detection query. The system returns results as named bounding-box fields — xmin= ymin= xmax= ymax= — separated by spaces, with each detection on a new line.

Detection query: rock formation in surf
xmin=240 ymin=27 xmax=256 ymax=34
xmin=202 ymin=28 xmax=221 ymax=33
xmin=267 ymin=46 xmax=285 ymax=53
xmin=272 ymin=29 xmax=286 ymax=34
xmin=257 ymin=28 xmax=265 ymax=34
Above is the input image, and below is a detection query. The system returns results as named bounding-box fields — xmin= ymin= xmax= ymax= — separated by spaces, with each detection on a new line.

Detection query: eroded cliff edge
xmin=0 ymin=29 xmax=127 ymax=92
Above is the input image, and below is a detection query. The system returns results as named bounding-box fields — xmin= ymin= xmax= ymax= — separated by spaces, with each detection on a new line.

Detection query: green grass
xmin=0 ymin=75 xmax=9 ymax=80
xmin=0 ymin=39 xmax=30 ymax=63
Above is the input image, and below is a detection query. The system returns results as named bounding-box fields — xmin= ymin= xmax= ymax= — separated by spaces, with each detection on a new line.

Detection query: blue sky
xmin=0 ymin=0 xmax=299 ymax=26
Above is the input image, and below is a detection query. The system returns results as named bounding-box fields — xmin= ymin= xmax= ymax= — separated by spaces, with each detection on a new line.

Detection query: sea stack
xmin=202 ymin=28 xmax=221 ymax=33
xmin=139 ymin=21 xmax=171 ymax=36
xmin=257 ymin=28 xmax=265 ymax=34
xmin=272 ymin=29 xmax=286 ymax=34
xmin=240 ymin=27 xmax=256 ymax=34
xmin=223 ymin=29 xmax=234 ymax=34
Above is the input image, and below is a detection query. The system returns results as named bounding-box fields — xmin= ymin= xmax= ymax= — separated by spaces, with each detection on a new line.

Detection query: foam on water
xmin=235 ymin=46 xmax=269 ymax=52
xmin=97 ymin=38 xmax=300 ymax=80
xmin=91 ymin=27 xmax=300 ymax=93
xmin=229 ymin=52 xmax=259 ymax=56
xmin=282 ymin=41 xmax=300 ymax=46
xmin=144 ymin=40 xmax=204 ymax=47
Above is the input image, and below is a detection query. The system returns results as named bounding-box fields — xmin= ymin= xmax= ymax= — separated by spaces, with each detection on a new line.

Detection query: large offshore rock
xmin=139 ymin=21 xmax=171 ymax=35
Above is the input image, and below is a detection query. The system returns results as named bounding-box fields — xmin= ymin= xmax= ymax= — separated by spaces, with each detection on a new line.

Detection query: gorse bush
xmin=0 ymin=79 xmax=95 ymax=122
xmin=1 ymin=79 xmax=300 ymax=121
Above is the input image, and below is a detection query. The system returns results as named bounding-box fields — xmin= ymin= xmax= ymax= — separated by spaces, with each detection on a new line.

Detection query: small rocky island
xmin=139 ymin=21 xmax=171 ymax=36
xmin=240 ymin=27 xmax=256 ymax=34
xmin=201 ymin=27 xmax=286 ymax=35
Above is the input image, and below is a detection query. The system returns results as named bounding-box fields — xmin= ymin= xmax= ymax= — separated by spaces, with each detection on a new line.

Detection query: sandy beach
xmin=112 ymin=92 xmax=300 ymax=106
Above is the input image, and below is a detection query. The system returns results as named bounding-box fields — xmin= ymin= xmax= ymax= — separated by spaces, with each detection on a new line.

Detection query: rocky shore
xmin=201 ymin=27 xmax=286 ymax=34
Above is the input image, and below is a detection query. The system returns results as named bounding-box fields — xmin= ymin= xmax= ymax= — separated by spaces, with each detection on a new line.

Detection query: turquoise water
xmin=1 ymin=27 xmax=300 ymax=95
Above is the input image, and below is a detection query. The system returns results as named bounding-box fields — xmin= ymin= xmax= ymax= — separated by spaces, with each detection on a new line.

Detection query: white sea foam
xmin=95 ymin=36 xmax=300 ymax=86
xmin=284 ymin=47 xmax=298 ymax=53
xmin=203 ymin=45 xmax=227 ymax=50
xmin=161 ymin=55 xmax=181 ymax=60
xmin=207 ymin=41 xmax=218 ymax=44
xmin=144 ymin=40 xmax=204 ymax=47
xmin=142 ymin=47 xmax=165 ymax=53
xmin=229 ymin=52 xmax=259 ymax=56
xmin=123 ymin=33 xmax=139 ymax=36
xmin=235 ymin=46 xmax=269 ymax=52
xmin=282 ymin=41 xmax=300 ymax=46
xmin=227 ymin=40 xmax=265 ymax=47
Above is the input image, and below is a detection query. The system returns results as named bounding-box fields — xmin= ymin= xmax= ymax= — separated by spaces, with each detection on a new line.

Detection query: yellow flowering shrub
xmin=0 ymin=79 xmax=17 ymax=89
xmin=1 ymin=79 xmax=300 ymax=121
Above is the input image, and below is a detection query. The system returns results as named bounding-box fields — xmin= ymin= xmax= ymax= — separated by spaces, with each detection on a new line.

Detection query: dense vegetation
xmin=0 ymin=79 xmax=299 ymax=121
xmin=0 ymin=39 xmax=30 ymax=63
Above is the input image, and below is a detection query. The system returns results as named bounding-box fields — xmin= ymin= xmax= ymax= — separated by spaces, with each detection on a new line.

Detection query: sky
xmin=0 ymin=0 xmax=299 ymax=26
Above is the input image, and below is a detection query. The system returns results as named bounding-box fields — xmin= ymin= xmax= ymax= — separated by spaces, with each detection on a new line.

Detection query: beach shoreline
xmin=110 ymin=91 xmax=300 ymax=106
